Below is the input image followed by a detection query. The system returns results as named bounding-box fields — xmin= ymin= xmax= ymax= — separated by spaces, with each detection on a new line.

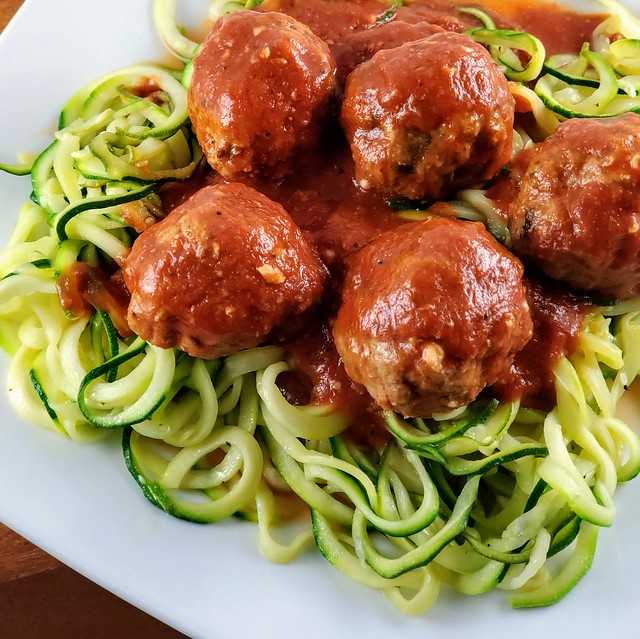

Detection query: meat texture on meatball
xmin=508 ymin=113 xmax=640 ymax=300
xmin=188 ymin=10 xmax=336 ymax=179
xmin=340 ymin=31 xmax=514 ymax=201
xmin=332 ymin=218 xmax=532 ymax=417
xmin=123 ymin=183 xmax=327 ymax=359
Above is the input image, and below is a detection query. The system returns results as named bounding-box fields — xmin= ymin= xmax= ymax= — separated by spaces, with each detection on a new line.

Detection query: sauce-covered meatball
xmin=340 ymin=31 xmax=514 ymax=200
xmin=123 ymin=183 xmax=327 ymax=359
xmin=508 ymin=113 xmax=640 ymax=300
xmin=188 ymin=10 xmax=336 ymax=179
xmin=332 ymin=218 xmax=532 ymax=417
xmin=331 ymin=20 xmax=443 ymax=86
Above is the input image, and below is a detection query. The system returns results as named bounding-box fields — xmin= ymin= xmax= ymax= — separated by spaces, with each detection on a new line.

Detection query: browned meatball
xmin=332 ymin=218 xmax=532 ymax=417
xmin=508 ymin=113 xmax=640 ymax=300
xmin=331 ymin=20 xmax=444 ymax=86
xmin=188 ymin=10 xmax=336 ymax=179
xmin=340 ymin=31 xmax=514 ymax=200
xmin=123 ymin=183 xmax=327 ymax=359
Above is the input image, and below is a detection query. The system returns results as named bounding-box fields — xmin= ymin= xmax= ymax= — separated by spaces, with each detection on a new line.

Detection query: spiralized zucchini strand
xmin=153 ymin=0 xmax=264 ymax=60
xmin=0 ymin=0 xmax=639 ymax=619
xmin=536 ymin=40 xmax=640 ymax=118
xmin=153 ymin=0 xmax=202 ymax=61
xmin=466 ymin=27 xmax=546 ymax=82
xmin=595 ymin=0 xmax=640 ymax=40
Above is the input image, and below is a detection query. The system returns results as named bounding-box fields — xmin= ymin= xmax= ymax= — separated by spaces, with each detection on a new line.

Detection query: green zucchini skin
xmin=0 ymin=0 xmax=639 ymax=619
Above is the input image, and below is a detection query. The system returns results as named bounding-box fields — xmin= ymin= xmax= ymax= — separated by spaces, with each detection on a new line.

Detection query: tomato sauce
xmin=262 ymin=0 xmax=594 ymax=435
xmin=58 ymin=262 xmax=133 ymax=338
xmin=485 ymin=146 xmax=537 ymax=222
xmin=510 ymin=4 xmax=606 ymax=56
xmin=72 ymin=0 xmax=604 ymax=441
xmin=491 ymin=278 xmax=588 ymax=411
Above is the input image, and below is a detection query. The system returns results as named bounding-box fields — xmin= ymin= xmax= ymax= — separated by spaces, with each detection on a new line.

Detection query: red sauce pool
xmin=491 ymin=278 xmax=588 ymax=411
xmin=58 ymin=262 xmax=132 ymax=338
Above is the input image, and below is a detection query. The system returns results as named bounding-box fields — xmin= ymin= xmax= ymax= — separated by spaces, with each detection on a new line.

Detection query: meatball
xmin=331 ymin=20 xmax=444 ymax=86
xmin=188 ymin=10 xmax=336 ymax=179
xmin=508 ymin=113 xmax=640 ymax=300
xmin=332 ymin=218 xmax=532 ymax=417
xmin=123 ymin=183 xmax=327 ymax=359
xmin=340 ymin=31 xmax=514 ymax=200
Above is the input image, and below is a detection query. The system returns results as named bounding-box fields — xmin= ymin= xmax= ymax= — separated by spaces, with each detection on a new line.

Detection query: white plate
xmin=1 ymin=2 xmax=639 ymax=638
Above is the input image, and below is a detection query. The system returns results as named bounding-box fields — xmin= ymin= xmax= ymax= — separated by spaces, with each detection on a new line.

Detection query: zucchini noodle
xmin=0 ymin=0 xmax=639 ymax=617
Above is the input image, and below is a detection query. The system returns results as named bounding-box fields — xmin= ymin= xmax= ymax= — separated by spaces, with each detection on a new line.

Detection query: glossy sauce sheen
xmin=186 ymin=0 xmax=593 ymax=433
xmin=333 ymin=218 xmax=533 ymax=417
xmin=85 ymin=0 xmax=598 ymax=439
xmin=269 ymin=0 xmax=592 ymax=425
xmin=123 ymin=183 xmax=327 ymax=360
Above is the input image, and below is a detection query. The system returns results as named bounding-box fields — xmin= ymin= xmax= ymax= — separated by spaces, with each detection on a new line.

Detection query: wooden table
xmin=0 ymin=2 xmax=187 ymax=636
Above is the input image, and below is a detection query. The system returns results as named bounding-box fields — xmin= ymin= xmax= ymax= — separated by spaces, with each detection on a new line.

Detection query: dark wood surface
xmin=0 ymin=2 xmax=188 ymax=636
